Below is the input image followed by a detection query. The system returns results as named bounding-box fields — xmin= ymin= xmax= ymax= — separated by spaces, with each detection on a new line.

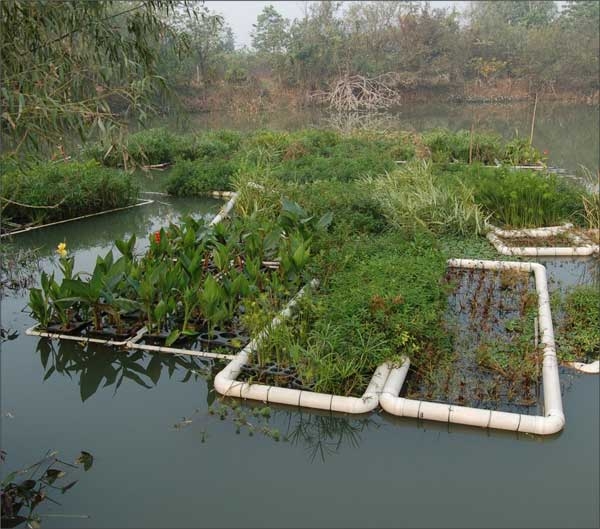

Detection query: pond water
xmin=158 ymin=101 xmax=600 ymax=175
xmin=1 ymin=183 xmax=598 ymax=528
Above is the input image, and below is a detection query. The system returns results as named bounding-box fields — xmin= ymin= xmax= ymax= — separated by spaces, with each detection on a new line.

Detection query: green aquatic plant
xmin=447 ymin=164 xmax=586 ymax=228
xmin=503 ymin=136 xmax=543 ymax=166
xmin=554 ymin=285 xmax=600 ymax=362
xmin=1 ymin=450 xmax=93 ymax=529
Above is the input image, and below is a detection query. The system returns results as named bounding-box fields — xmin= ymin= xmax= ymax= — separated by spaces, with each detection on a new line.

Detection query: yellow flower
xmin=56 ymin=242 xmax=67 ymax=258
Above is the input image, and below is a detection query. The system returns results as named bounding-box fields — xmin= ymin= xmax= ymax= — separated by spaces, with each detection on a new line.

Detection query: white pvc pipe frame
xmin=141 ymin=191 xmax=235 ymax=199
xmin=22 ymin=189 xmax=597 ymax=425
xmin=486 ymin=223 xmax=599 ymax=374
xmin=486 ymin=223 xmax=600 ymax=257
xmin=23 ymin=192 xmax=290 ymax=364
xmin=380 ymin=259 xmax=567 ymax=435
xmin=1 ymin=199 xmax=154 ymax=238
xmin=213 ymin=278 xmax=391 ymax=414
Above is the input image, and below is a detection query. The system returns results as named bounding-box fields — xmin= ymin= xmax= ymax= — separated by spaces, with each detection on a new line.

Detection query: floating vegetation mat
xmin=403 ymin=267 xmax=543 ymax=414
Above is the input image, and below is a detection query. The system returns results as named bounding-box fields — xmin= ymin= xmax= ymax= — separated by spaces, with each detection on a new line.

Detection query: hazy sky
xmin=204 ymin=1 xmax=469 ymax=48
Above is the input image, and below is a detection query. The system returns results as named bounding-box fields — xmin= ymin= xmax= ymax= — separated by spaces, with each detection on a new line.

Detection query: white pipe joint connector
xmin=209 ymin=192 xmax=238 ymax=226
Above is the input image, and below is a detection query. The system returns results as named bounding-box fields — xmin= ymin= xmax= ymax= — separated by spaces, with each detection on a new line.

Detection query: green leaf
xmin=75 ymin=451 xmax=94 ymax=471
xmin=44 ymin=468 xmax=66 ymax=484
xmin=165 ymin=329 xmax=181 ymax=347
xmin=316 ymin=211 xmax=333 ymax=230
xmin=281 ymin=198 xmax=307 ymax=219
xmin=17 ymin=93 xmax=25 ymax=120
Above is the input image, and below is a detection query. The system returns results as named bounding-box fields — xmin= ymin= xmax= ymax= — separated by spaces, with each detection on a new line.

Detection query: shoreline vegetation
xmin=2 ymin=1 xmax=599 ymax=159
xmin=161 ymin=1 xmax=599 ymax=114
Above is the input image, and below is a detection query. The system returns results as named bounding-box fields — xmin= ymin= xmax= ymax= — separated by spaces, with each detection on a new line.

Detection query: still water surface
xmin=2 ymin=106 xmax=600 ymax=528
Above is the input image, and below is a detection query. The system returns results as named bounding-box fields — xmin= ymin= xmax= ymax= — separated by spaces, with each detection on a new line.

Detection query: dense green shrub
xmin=503 ymin=137 xmax=543 ymax=165
xmin=126 ymin=128 xmax=178 ymax=165
xmin=423 ymin=129 xmax=544 ymax=165
xmin=450 ymin=164 xmax=586 ymax=228
xmin=1 ymin=160 xmax=138 ymax=226
xmin=166 ymin=159 xmax=236 ymax=195
xmin=423 ymin=129 xmax=503 ymax=164
xmin=84 ymin=128 xmax=243 ymax=167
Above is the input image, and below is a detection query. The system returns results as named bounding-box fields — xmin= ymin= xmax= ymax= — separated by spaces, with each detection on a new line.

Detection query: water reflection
xmin=35 ymin=339 xmax=214 ymax=402
xmin=284 ymin=410 xmax=379 ymax=463
xmin=540 ymin=256 xmax=600 ymax=295
xmin=379 ymin=410 xmax=561 ymax=443
xmin=0 ymin=449 xmax=93 ymax=528
xmin=7 ymin=197 xmax=221 ymax=258
xmin=188 ymin=397 xmax=380 ymax=463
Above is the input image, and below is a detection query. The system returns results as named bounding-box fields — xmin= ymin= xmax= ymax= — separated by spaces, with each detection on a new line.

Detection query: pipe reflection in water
xmin=5 ymin=197 xmax=221 ymax=260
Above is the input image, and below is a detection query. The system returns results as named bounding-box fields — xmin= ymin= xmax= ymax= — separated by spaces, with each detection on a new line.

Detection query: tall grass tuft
xmin=366 ymin=160 xmax=487 ymax=236
xmin=579 ymin=166 xmax=600 ymax=230
xmin=457 ymin=165 xmax=585 ymax=228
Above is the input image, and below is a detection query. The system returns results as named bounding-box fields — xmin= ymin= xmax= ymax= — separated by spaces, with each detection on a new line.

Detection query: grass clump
xmin=85 ymin=128 xmax=244 ymax=168
xmin=254 ymin=232 xmax=451 ymax=396
xmin=367 ymin=161 xmax=487 ymax=236
xmin=423 ymin=129 xmax=503 ymax=164
xmin=285 ymin=180 xmax=387 ymax=241
xmin=166 ymin=159 xmax=236 ymax=195
xmin=1 ymin=160 xmax=138 ymax=227
xmin=422 ymin=128 xmax=544 ymax=165
xmin=441 ymin=163 xmax=586 ymax=228
xmin=554 ymin=285 xmax=600 ymax=363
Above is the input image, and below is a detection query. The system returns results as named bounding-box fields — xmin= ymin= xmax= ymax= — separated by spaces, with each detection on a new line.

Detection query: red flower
xmin=543 ymin=149 xmax=549 ymax=155
xmin=154 ymin=231 xmax=161 ymax=244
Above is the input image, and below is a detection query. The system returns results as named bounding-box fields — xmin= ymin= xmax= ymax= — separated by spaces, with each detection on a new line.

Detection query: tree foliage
xmin=0 ymin=0 xmax=216 ymax=155
xmin=187 ymin=1 xmax=598 ymax=97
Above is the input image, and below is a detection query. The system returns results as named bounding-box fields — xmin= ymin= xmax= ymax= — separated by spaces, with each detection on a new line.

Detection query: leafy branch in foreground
xmin=0 ymin=0 xmax=220 ymax=159
xmin=1 ymin=449 xmax=93 ymax=528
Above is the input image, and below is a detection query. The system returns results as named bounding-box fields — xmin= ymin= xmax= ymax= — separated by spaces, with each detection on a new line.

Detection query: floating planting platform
xmin=213 ymin=279 xmax=391 ymax=415
xmin=487 ymin=223 xmax=600 ymax=257
xmin=380 ymin=259 xmax=566 ymax=435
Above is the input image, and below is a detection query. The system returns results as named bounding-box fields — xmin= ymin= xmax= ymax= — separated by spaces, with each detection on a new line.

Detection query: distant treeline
xmin=157 ymin=1 xmax=599 ymax=105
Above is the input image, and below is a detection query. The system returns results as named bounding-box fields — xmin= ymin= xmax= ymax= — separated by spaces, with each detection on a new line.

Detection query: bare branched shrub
xmin=311 ymin=73 xmax=402 ymax=112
